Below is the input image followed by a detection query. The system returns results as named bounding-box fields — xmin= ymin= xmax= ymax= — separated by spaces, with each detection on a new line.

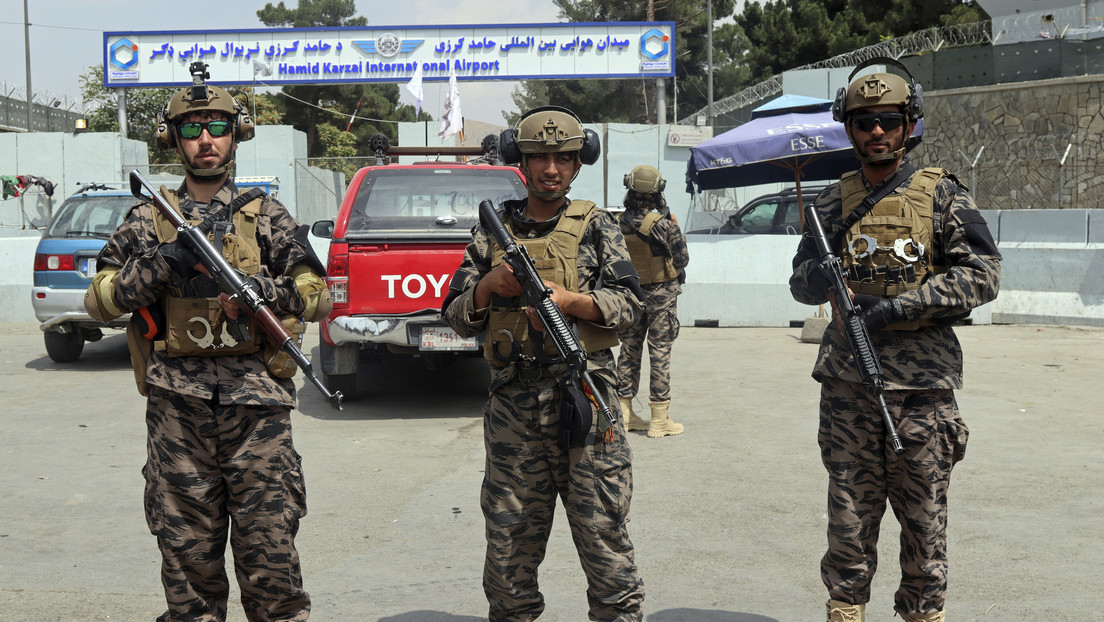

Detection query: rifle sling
xmin=838 ymin=161 xmax=917 ymax=234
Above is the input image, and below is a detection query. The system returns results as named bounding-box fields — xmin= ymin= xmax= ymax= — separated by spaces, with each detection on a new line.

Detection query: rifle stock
xmin=803 ymin=200 xmax=903 ymax=454
xmin=129 ymin=169 xmax=343 ymax=411
xmin=478 ymin=200 xmax=618 ymax=435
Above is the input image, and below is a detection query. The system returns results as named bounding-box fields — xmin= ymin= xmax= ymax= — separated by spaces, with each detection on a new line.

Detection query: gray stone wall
xmin=914 ymin=75 xmax=1104 ymax=210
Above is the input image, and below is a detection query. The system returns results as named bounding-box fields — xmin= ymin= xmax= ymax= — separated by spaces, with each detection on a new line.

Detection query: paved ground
xmin=1 ymin=321 xmax=1101 ymax=622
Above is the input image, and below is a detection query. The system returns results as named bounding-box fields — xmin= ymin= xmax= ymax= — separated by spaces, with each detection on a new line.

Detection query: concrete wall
xmin=0 ymin=131 xmax=149 ymax=228
xmin=4 ymin=124 xmax=1101 ymax=328
xmin=677 ymin=209 xmax=1101 ymax=328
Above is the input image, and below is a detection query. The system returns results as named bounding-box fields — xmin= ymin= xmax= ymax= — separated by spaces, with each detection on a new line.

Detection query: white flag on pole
xmin=405 ymin=63 xmax=424 ymax=115
xmin=438 ymin=68 xmax=463 ymax=140
xmin=252 ymin=60 xmax=272 ymax=77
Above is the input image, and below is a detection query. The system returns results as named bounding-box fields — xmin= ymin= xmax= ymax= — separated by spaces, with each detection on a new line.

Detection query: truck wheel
xmin=44 ymin=330 xmax=85 ymax=363
xmin=324 ymin=372 xmax=358 ymax=398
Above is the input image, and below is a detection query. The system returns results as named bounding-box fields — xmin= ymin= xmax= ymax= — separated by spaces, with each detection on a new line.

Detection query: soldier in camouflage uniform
xmin=442 ymin=106 xmax=645 ymax=621
xmin=614 ymin=165 xmax=689 ymax=438
xmin=84 ymin=65 xmax=328 ymax=622
xmin=790 ymin=65 xmax=1001 ymax=622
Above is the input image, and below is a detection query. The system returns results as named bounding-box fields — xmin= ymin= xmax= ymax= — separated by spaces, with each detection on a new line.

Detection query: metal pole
xmin=707 ymin=0 xmax=714 ymax=126
xmin=24 ymin=0 xmax=32 ymax=132
xmin=117 ymin=89 xmax=128 ymax=139
xmin=657 ymin=78 xmax=666 ymax=125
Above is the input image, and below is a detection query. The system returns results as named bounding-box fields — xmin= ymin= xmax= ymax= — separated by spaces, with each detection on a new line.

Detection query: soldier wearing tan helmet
xmin=615 ymin=165 xmax=689 ymax=438
xmin=442 ymin=106 xmax=646 ymax=620
xmin=85 ymin=62 xmax=327 ymax=622
xmin=791 ymin=58 xmax=1001 ymax=622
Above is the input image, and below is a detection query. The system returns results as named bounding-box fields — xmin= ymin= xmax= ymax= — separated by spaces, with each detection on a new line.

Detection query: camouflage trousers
xmin=818 ymin=377 xmax=969 ymax=618
xmin=615 ymin=301 xmax=679 ymax=402
xmin=144 ymin=388 xmax=310 ymax=622
xmin=481 ymin=376 xmax=644 ymax=621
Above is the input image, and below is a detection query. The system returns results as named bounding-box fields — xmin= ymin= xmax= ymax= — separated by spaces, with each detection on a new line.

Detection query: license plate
xmin=80 ymin=258 xmax=96 ymax=279
xmin=420 ymin=326 xmax=477 ymax=351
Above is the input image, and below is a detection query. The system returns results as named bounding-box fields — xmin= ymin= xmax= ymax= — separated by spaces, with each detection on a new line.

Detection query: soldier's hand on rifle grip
xmin=158 ymin=240 xmax=201 ymax=280
xmin=854 ymin=293 xmax=905 ymax=333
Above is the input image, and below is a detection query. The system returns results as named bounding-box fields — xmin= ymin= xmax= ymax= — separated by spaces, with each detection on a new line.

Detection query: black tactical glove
xmin=157 ymin=240 xmax=201 ymax=280
xmin=809 ymin=263 xmax=834 ymax=301
xmin=853 ymin=293 xmax=905 ymax=333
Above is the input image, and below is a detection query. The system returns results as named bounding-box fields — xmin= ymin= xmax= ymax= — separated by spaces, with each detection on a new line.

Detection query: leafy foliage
xmin=257 ymin=0 xmax=429 ymax=157
xmin=79 ymin=66 xmax=178 ymax=164
xmin=511 ymin=0 xmax=988 ymax=123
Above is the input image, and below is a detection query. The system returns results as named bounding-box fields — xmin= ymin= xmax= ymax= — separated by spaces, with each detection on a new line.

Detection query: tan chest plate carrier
xmin=149 ymin=188 xmax=271 ymax=358
xmin=484 ymin=200 xmax=619 ymax=366
xmin=840 ymin=166 xmax=948 ymax=330
xmin=621 ymin=211 xmax=679 ymax=285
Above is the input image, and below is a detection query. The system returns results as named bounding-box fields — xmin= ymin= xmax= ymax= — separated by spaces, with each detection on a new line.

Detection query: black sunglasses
xmin=849 ymin=111 xmax=906 ymax=132
xmin=177 ymin=120 xmax=233 ymax=139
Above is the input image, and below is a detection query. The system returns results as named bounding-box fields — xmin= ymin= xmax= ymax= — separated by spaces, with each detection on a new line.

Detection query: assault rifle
xmin=803 ymin=201 xmax=904 ymax=454
xmin=128 ymin=169 xmax=343 ymax=411
xmin=478 ymin=200 xmax=618 ymax=438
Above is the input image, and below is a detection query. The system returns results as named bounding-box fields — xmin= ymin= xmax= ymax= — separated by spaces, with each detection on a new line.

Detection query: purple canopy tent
xmin=687 ymin=94 xmax=923 ymax=218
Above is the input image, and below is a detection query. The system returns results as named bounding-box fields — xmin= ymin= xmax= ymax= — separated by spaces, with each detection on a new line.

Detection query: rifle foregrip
xmin=844 ymin=315 xmax=883 ymax=381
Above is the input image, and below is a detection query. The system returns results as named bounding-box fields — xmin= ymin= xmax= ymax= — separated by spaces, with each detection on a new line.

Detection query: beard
xmin=857 ymin=133 xmax=906 ymax=167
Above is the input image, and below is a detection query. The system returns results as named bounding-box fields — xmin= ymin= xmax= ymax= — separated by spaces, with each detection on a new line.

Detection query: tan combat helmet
xmin=624 ymin=165 xmax=666 ymax=194
xmin=515 ymin=106 xmax=587 ymax=154
xmin=841 ymin=72 xmax=913 ymax=120
xmin=501 ymin=106 xmax=601 ymax=200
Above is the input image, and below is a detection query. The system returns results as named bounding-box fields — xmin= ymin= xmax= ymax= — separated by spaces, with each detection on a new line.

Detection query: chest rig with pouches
xmin=151 ymin=187 xmax=267 ymax=357
xmin=839 ymin=167 xmax=949 ymax=330
xmin=484 ymin=200 xmax=619 ymax=367
xmin=620 ymin=211 xmax=679 ymax=285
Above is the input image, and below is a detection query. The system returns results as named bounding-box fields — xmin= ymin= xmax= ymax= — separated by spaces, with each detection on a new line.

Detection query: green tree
xmin=79 ymin=66 xmax=282 ymax=165
xmin=79 ymin=66 xmax=178 ymax=164
xmin=512 ymin=0 xmax=986 ymax=124
xmin=511 ymin=0 xmax=741 ymax=124
xmin=732 ymin=0 xmax=989 ymax=80
xmin=257 ymin=0 xmax=428 ymax=156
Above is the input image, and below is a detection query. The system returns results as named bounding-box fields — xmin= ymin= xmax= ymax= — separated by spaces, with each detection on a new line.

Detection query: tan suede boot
xmin=904 ymin=612 xmax=944 ymax=622
xmin=826 ymin=599 xmax=865 ymax=622
xmin=620 ymin=395 xmax=649 ymax=431
xmin=647 ymin=400 xmax=684 ymax=438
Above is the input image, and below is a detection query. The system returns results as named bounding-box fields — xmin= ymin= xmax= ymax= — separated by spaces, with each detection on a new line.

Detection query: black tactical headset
xmin=498 ymin=106 xmax=601 ymax=166
xmin=832 ymin=55 xmax=924 ymax=124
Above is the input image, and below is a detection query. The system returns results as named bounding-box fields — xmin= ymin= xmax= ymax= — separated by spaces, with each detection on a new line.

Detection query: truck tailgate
xmin=345 ymin=242 xmax=466 ymax=315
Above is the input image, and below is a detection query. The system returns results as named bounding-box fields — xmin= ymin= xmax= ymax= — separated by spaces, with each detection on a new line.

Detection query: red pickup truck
xmin=310 ymin=135 xmax=527 ymax=397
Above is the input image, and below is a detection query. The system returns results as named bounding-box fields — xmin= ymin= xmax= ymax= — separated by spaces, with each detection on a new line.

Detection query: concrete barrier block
xmin=800 ymin=315 xmax=829 ymax=343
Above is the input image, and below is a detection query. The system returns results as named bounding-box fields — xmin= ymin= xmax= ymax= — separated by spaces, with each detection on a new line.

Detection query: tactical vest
xmin=484 ymin=200 xmax=619 ymax=366
xmin=151 ymin=188 xmax=267 ymax=357
xmin=840 ymin=167 xmax=948 ymax=330
xmin=621 ymin=211 xmax=679 ymax=285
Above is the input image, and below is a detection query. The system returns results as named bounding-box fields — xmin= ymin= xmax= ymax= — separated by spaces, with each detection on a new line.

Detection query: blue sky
xmin=0 ymin=0 xmax=563 ymax=126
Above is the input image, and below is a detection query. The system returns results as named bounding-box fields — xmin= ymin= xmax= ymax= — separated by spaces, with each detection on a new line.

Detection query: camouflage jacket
xmin=97 ymin=180 xmax=313 ymax=406
xmin=618 ymin=206 xmax=689 ymax=309
xmin=789 ymin=164 xmax=1002 ymax=390
xmin=443 ymin=197 xmax=643 ymax=389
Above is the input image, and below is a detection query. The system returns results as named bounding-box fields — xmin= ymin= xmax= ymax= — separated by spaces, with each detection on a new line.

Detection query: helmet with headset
xmin=832 ymin=56 xmax=924 ymax=124
xmin=498 ymin=106 xmax=601 ymax=201
xmin=499 ymin=106 xmax=601 ymax=166
xmin=623 ymin=165 xmax=666 ymax=194
xmin=155 ymin=62 xmax=254 ymax=177
xmin=832 ymin=56 xmax=924 ymax=165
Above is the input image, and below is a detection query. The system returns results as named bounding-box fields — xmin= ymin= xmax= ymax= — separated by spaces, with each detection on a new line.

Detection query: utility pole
xmin=24 ymin=0 xmax=32 ymax=132
xmin=707 ymin=0 xmax=714 ymax=126
xmin=647 ymin=0 xmax=667 ymax=125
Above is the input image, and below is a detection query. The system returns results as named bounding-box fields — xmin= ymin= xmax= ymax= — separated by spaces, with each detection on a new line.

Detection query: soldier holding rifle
xmin=789 ymin=59 xmax=1001 ymax=622
xmin=84 ymin=64 xmax=329 ymax=621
